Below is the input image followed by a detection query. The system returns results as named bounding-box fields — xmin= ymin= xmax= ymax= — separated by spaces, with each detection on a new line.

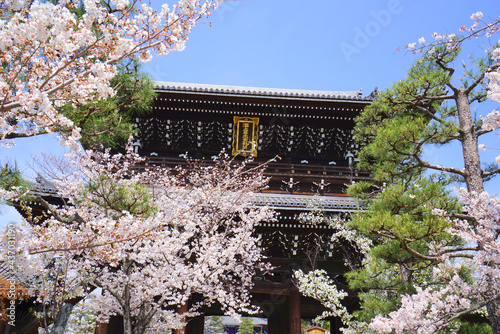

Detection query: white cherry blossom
xmin=1 ymin=146 xmax=274 ymax=333
xmin=0 ymin=0 xmax=223 ymax=146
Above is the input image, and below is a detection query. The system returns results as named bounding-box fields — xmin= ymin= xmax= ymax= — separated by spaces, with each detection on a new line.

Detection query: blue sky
xmin=143 ymin=0 xmax=499 ymax=91
xmin=1 ymin=0 xmax=500 ymax=224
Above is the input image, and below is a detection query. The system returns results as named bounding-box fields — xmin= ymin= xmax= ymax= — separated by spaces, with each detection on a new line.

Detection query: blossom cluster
xmin=297 ymin=209 xmax=372 ymax=265
xmin=407 ymin=12 xmax=499 ymax=56
xmin=294 ymin=269 xmax=350 ymax=322
xmin=0 ymin=0 xmax=222 ymax=146
xmin=369 ymin=188 xmax=500 ymax=333
xmin=370 ymin=265 xmax=473 ymax=333
xmin=1 ymin=147 xmax=274 ymax=331
xmin=294 ymin=268 xmax=376 ymax=334
xmin=484 ymin=46 xmax=500 ymax=139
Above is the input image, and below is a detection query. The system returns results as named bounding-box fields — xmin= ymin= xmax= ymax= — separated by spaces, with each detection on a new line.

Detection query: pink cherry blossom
xmin=0 ymin=0 xmax=224 ymax=147
xmin=1 ymin=145 xmax=275 ymax=332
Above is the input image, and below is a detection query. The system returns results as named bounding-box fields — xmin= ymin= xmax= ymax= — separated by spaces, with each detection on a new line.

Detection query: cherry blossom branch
xmin=465 ymin=63 xmax=500 ymax=95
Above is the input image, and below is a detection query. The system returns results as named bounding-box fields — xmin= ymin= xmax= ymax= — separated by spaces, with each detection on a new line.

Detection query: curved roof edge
xmin=154 ymin=81 xmax=374 ymax=102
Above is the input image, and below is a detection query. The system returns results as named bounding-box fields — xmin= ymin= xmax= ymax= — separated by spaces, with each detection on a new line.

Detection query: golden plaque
xmin=232 ymin=116 xmax=259 ymax=156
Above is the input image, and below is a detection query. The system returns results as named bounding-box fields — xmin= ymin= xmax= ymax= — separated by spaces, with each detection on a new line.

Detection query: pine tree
xmin=237 ymin=317 xmax=254 ymax=334
xmin=61 ymin=58 xmax=156 ymax=150
xmin=206 ymin=316 xmax=226 ymax=334
xmin=347 ymin=20 xmax=500 ymax=332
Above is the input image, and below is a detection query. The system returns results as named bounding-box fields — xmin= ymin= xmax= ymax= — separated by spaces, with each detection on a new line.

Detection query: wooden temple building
xmin=133 ymin=82 xmax=374 ymax=334
xmin=1 ymin=82 xmax=373 ymax=334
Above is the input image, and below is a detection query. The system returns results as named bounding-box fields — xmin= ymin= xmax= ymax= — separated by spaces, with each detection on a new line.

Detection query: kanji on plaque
xmin=232 ymin=117 xmax=259 ymax=156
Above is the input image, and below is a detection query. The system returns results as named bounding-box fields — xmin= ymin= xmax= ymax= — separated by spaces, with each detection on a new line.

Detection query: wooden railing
xmin=139 ymin=156 xmax=372 ymax=181
xmin=263 ymin=162 xmax=371 ymax=180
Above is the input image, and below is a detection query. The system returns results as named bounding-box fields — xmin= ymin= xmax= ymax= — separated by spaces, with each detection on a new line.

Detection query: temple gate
xmin=132 ymin=82 xmax=374 ymax=334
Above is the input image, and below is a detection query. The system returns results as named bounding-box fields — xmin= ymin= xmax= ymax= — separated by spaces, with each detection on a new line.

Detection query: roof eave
xmin=153 ymin=81 xmax=374 ymax=103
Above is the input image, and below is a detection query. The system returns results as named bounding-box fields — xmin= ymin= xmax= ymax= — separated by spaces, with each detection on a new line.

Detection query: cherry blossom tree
xmin=0 ymin=2 xmax=277 ymax=333
xmin=0 ymin=0 xmax=224 ymax=148
xmin=293 ymin=209 xmax=374 ymax=334
xmin=1 ymin=146 xmax=275 ymax=334
xmin=368 ymin=189 xmax=500 ymax=334
xmin=0 ymin=0 xmax=228 ymax=211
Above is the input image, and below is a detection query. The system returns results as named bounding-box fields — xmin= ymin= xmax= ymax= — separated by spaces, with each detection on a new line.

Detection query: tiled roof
xmin=32 ymin=174 xmax=58 ymax=196
xmin=0 ymin=262 xmax=21 ymax=284
xmin=154 ymin=81 xmax=373 ymax=102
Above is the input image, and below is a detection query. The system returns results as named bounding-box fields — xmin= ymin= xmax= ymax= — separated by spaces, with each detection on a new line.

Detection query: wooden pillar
xmin=268 ymin=295 xmax=290 ymax=334
xmin=289 ymin=286 xmax=301 ymax=334
xmin=94 ymin=321 xmax=108 ymax=334
xmin=173 ymin=304 xmax=188 ymax=334
xmin=105 ymin=315 xmax=124 ymax=334
xmin=328 ymin=318 xmax=341 ymax=334
xmin=185 ymin=315 xmax=204 ymax=334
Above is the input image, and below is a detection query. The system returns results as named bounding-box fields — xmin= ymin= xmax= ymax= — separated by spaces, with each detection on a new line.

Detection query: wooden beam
xmin=289 ymin=286 xmax=301 ymax=334
xmin=251 ymin=281 xmax=289 ymax=295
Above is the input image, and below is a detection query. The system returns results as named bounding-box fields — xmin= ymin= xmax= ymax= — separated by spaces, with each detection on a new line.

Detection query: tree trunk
xmin=123 ymin=305 xmax=132 ymax=334
xmin=50 ymin=302 xmax=74 ymax=334
xmin=133 ymin=306 xmax=156 ymax=334
xmin=133 ymin=323 xmax=147 ymax=334
xmin=488 ymin=300 xmax=500 ymax=334
xmin=123 ymin=283 xmax=133 ymax=334
xmin=455 ymin=89 xmax=500 ymax=333
xmin=399 ymin=262 xmax=413 ymax=295
xmin=456 ymin=89 xmax=484 ymax=193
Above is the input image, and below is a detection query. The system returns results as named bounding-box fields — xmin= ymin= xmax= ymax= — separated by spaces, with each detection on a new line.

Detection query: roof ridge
xmin=153 ymin=81 xmax=373 ymax=101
